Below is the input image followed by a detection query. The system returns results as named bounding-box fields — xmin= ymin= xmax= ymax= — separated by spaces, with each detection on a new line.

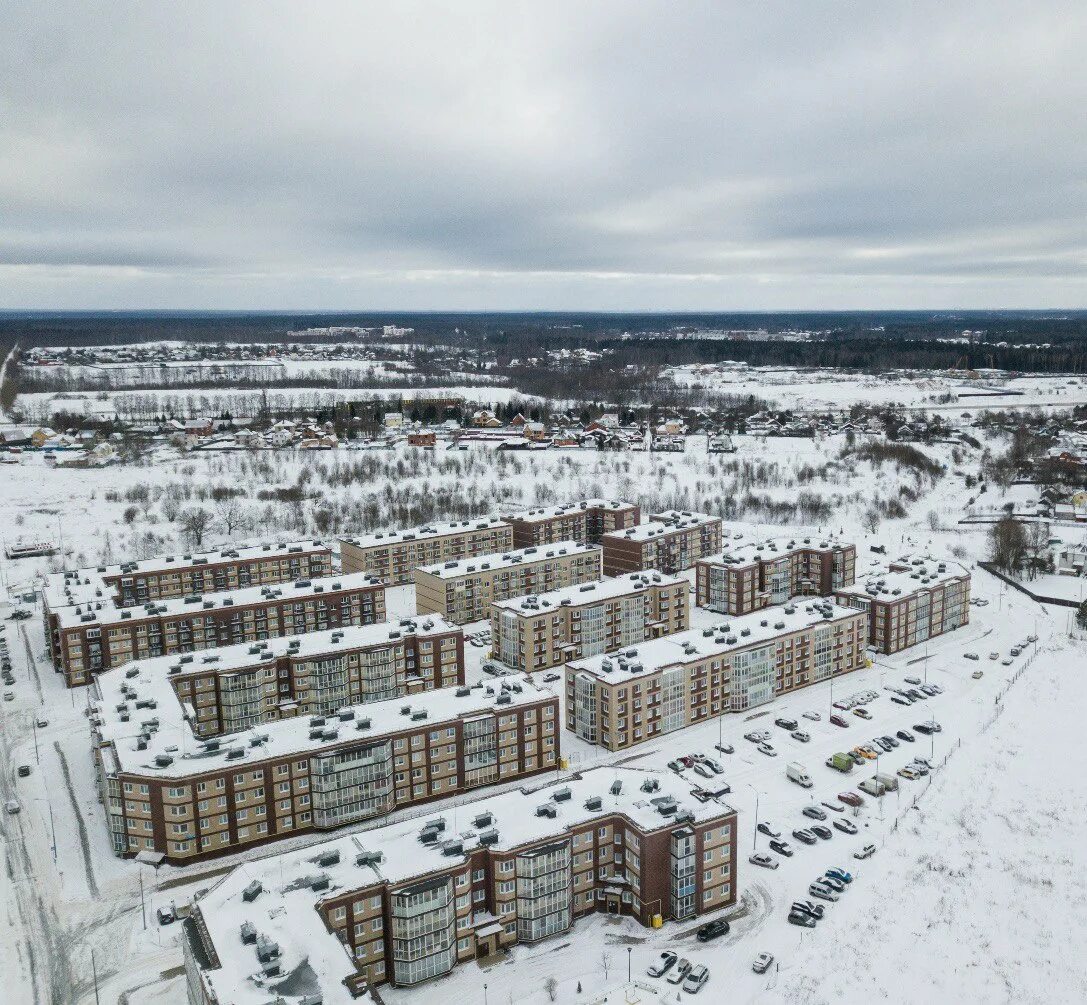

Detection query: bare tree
xmin=544 ymin=976 xmax=558 ymax=1002
xmin=600 ymin=951 xmax=612 ymax=980
xmin=215 ymin=496 xmax=251 ymax=537
xmin=988 ymin=517 xmax=1026 ymax=576
xmin=180 ymin=506 xmax=213 ymax=548
xmin=1023 ymin=521 xmax=1052 ymax=581
xmin=162 ymin=496 xmax=181 ymax=522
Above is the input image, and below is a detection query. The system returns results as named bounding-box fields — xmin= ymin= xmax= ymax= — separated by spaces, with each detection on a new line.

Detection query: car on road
xmin=682 ymin=964 xmax=710 ymax=994
xmin=972 ymin=670 xmax=984 ymax=679
xmin=774 ymin=717 xmax=799 ymax=731
xmin=792 ymin=828 xmax=818 ymax=845
xmin=757 ymin=822 xmax=781 ymax=838
xmin=769 ymin=839 xmax=793 ymax=857
xmin=696 ymin=919 xmax=730 ymax=942
xmin=808 ymin=882 xmax=839 ymax=902
xmin=757 ymin=743 xmax=777 ymax=757
xmin=788 ymin=910 xmax=817 ymax=928
xmin=753 ymin=952 xmax=774 ymax=974
xmin=666 ymin=959 xmax=691 ymax=985
xmin=896 ymin=729 xmax=915 ymax=743
xmin=854 ymin=843 xmax=877 ymax=860
xmin=648 ymin=952 xmax=678 ymax=977
xmin=964 ymin=652 xmax=979 ymax=661
xmin=5 ymin=799 xmax=20 ymax=814
xmin=811 ymin=825 xmax=833 ymax=841
xmin=833 ymin=818 xmax=858 ymax=834
xmin=838 ymin=791 xmax=863 ymax=807
xmin=802 ymin=805 xmax=827 ymax=821
xmin=714 ymin=743 xmax=734 ymax=755
xmin=830 ymin=714 xmax=849 ymax=728
xmin=749 ymin=852 xmax=779 ymax=870
xmin=542 ymin=673 xmax=561 ymax=682
xmin=802 ymin=711 xmax=821 ymax=721
xmin=156 ymin=905 xmax=176 ymax=925
xmin=16 ymin=765 xmax=31 ymax=778
xmin=790 ymin=730 xmax=811 ymax=743
xmin=34 ymin=717 xmax=47 ymax=728
xmin=852 ymin=707 xmax=872 ymax=720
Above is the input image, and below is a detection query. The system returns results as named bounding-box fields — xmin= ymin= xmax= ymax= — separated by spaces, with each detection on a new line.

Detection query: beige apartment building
xmin=182 ymin=767 xmax=737 ymax=997
xmin=490 ymin=571 xmax=689 ymax=674
xmin=54 ymin=574 xmax=385 ymax=687
xmin=835 ymin=556 xmax=970 ymax=654
xmin=92 ymin=662 xmax=558 ymax=864
xmin=696 ymin=536 xmax=857 ymax=615
xmin=340 ymin=519 xmax=513 ymax=586
xmin=566 ymin=601 xmax=869 ymax=751
xmin=502 ymin=499 xmax=640 ymax=548
xmin=601 ymin=510 xmax=723 ymax=576
xmin=415 ymin=541 xmax=603 ymax=625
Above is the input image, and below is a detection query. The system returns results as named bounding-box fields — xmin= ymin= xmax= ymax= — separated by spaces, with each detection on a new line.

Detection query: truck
xmin=873 ymin=772 xmax=899 ymax=792
xmin=786 ymin=762 xmax=814 ymax=788
xmin=825 ymin=752 xmax=854 ymax=774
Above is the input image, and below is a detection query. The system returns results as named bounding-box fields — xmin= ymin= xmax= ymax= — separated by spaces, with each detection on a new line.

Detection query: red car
xmin=838 ymin=792 xmax=864 ymax=808
xmin=830 ymin=714 xmax=849 ymax=728
xmin=679 ymin=755 xmax=695 ymax=768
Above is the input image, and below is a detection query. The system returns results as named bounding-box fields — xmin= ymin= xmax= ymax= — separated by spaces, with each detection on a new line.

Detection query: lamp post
xmin=34 ymin=798 xmax=56 ymax=863
xmin=627 ymin=946 xmax=632 ymax=981
xmin=745 ymin=783 xmax=760 ymax=851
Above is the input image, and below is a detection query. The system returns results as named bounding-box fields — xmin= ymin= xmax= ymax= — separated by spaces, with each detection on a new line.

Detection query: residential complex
xmin=502 ymin=499 xmax=640 ymax=548
xmin=182 ymin=767 xmax=737 ymax=998
xmin=696 ymin=536 xmax=856 ymax=615
xmin=415 ymin=541 xmax=603 ymax=624
xmin=52 ymin=573 xmax=386 ymax=686
xmin=566 ymin=601 xmax=868 ymax=751
xmin=600 ymin=510 xmax=723 ymax=576
xmin=92 ymin=661 xmax=558 ymax=863
xmin=114 ymin=617 xmax=464 ymax=739
xmin=339 ymin=518 xmax=513 ymax=586
xmin=835 ymin=556 xmax=970 ymax=654
xmin=490 ymin=571 xmax=690 ymax=674
xmin=42 ymin=540 xmax=333 ymax=668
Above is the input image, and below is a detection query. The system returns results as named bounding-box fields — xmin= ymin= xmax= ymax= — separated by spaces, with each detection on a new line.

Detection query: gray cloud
xmin=1 ymin=1 xmax=1085 ymax=309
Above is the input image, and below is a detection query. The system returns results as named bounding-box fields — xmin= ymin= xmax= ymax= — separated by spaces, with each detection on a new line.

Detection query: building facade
xmin=182 ymin=767 xmax=737 ymax=999
xmin=696 ymin=537 xmax=856 ymax=615
xmin=415 ymin=541 xmax=603 ymax=625
xmin=502 ymin=499 xmax=640 ymax=548
xmin=340 ymin=519 xmax=513 ymax=586
xmin=490 ymin=571 xmax=689 ymax=674
xmin=54 ymin=574 xmax=385 ymax=687
xmin=92 ymin=667 xmax=558 ymax=864
xmin=835 ymin=557 xmax=970 ymax=654
xmin=566 ymin=602 xmax=868 ymax=752
xmin=600 ymin=511 xmax=723 ymax=577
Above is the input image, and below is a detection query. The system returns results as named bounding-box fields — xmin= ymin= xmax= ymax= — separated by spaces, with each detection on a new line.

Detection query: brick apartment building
xmin=339 ymin=519 xmax=513 ymax=586
xmin=92 ymin=667 xmax=558 ymax=863
xmin=566 ymin=601 xmax=868 ymax=751
xmin=120 ymin=616 xmax=465 ymax=739
xmin=42 ymin=540 xmax=333 ymax=669
xmin=502 ymin=499 xmax=640 ymax=548
xmin=835 ymin=556 xmax=970 ymax=654
xmin=54 ymin=573 xmax=385 ymax=687
xmin=182 ymin=767 xmax=737 ymax=997
xmin=490 ymin=571 xmax=690 ymax=674
xmin=696 ymin=536 xmax=857 ymax=615
xmin=415 ymin=541 xmax=603 ymax=625
xmin=600 ymin=510 xmax=723 ymax=576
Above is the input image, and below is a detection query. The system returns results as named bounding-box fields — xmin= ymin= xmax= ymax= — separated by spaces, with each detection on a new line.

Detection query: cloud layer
xmin=2 ymin=2 xmax=1085 ymax=309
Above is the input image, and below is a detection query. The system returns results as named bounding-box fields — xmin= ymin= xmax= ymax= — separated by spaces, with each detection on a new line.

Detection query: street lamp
xmin=745 ymin=783 xmax=760 ymax=851
xmin=627 ymin=946 xmax=632 ymax=981
xmin=34 ymin=798 xmax=56 ymax=863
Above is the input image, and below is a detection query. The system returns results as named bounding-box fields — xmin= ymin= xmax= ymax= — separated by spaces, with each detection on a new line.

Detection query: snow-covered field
xmin=2 ymin=413 xmax=1084 ymax=1005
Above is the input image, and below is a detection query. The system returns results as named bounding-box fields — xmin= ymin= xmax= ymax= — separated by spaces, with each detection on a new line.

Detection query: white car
xmin=666 ymin=958 xmax=691 ymax=985
xmin=854 ymin=843 xmax=877 ymax=860
xmin=748 ymin=852 xmax=779 ymax=870
xmin=682 ymin=965 xmax=710 ymax=994
xmin=693 ymin=762 xmax=714 ymax=779
xmin=647 ymin=952 xmax=677 ymax=978
xmin=757 ymin=743 xmax=777 ymax=757
xmin=802 ymin=710 xmax=821 ymax=721
xmin=753 ymin=952 xmax=774 ymax=974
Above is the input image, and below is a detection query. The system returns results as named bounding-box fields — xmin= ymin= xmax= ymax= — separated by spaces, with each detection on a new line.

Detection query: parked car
xmin=890 ymin=695 xmax=912 ymax=707
xmin=833 ymin=818 xmax=858 ymax=835
xmin=696 ymin=919 xmax=730 ymax=942
xmin=808 ymin=882 xmax=839 ymax=902
xmin=964 ymin=652 xmax=979 ymax=661
xmin=838 ymin=791 xmax=863 ymax=807
xmin=744 ymin=731 xmax=769 ymax=743
xmin=679 ymin=755 xmax=695 ymax=768
xmin=757 ymin=822 xmax=781 ymax=838
xmin=920 ymin=684 xmax=938 ymax=696
xmin=906 ymin=689 xmax=926 ymax=701
xmin=714 ymin=743 xmax=734 ymax=755
xmin=792 ymin=828 xmax=818 ymax=845
xmin=791 ymin=730 xmax=811 ymax=743
xmin=914 ymin=722 xmax=935 ymax=735
xmin=666 ymin=959 xmax=691 ymax=985
xmin=5 ymin=799 xmax=20 ymax=814
xmin=703 ymin=757 xmax=725 ymax=774
xmin=788 ymin=910 xmax=817 ymax=928
xmin=156 ymin=905 xmax=176 ymax=925
xmin=682 ymin=964 xmax=710 ymax=994
xmin=898 ymin=766 xmax=921 ymax=780
xmin=16 ymin=764 xmax=30 ymax=778
xmin=810 ymin=825 xmax=833 ymax=840
xmin=1002 ymin=658 xmax=1013 ymax=666
xmin=854 ymin=843 xmax=877 ymax=860
xmin=904 ymin=676 xmax=922 ymax=686
xmin=881 ymin=735 xmax=899 ymax=748
xmin=667 ymin=760 xmax=683 ymax=773
xmin=749 ymin=852 xmax=779 ymax=870
xmin=693 ymin=762 xmax=715 ymax=779
xmin=757 ymin=743 xmax=777 ymax=757
xmin=832 ymin=700 xmax=851 ymax=711
xmin=542 ymin=673 xmax=561 ymax=682
xmin=819 ymin=873 xmax=845 ymax=891
xmin=830 ymin=714 xmax=849 ymax=728
xmin=847 ymin=751 xmax=865 ymax=766
xmin=909 ymin=760 xmax=930 ymax=776
xmin=896 ymin=729 xmax=915 ymax=743
xmin=752 ymin=952 xmax=774 ymax=974
xmin=989 ymin=652 xmax=999 ymax=660
xmin=774 ymin=717 xmax=799 ymax=731
xmin=791 ymin=900 xmax=824 ymax=920
xmin=802 ymin=805 xmax=827 ymax=821
xmin=769 ymin=839 xmax=793 ymax=857
xmin=821 ymin=800 xmax=845 ymax=813
xmin=802 ymin=711 xmax=821 ymax=721
xmin=852 ymin=707 xmax=872 ymax=720
xmin=972 ymin=670 xmax=984 ymax=679
xmin=647 ymin=952 xmax=678 ymax=977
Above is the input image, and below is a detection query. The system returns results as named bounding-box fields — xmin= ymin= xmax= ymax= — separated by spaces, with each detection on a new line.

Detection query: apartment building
xmin=54 ymin=573 xmax=385 ymax=687
xmin=42 ymin=540 xmax=333 ymax=666
xmin=502 ymin=499 xmax=640 ymax=548
xmin=835 ymin=556 xmax=970 ymax=654
xmin=111 ymin=617 xmax=464 ymax=739
xmin=600 ymin=511 xmax=723 ymax=576
xmin=340 ymin=519 xmax=513 ymax=586
xmin=490 ymin=571 xmax=689 ymax=674
xmin=92 ymin=665 xmax=558 ymax=864
xmin=415 ymin=541 xmax=603 ymax=625
xmin=696 ymin=536 xmax=856 ymax=615
xmin=182 ymin=767 xmax=737 ymax=998
xmin=566 ymin=601 xmax=868 ymax=752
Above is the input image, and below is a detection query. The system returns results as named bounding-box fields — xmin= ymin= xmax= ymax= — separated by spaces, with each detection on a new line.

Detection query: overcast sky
xmin=2 ymin=2 xmax=1085 ymax=310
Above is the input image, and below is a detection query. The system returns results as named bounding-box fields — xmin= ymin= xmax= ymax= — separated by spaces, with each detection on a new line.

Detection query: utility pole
xmin=91 ymin=946 xmax=101 ymax=1005
xmin=140 ymin=869 xmax=147 ymax=930
xmin=31 ymin=716 xmax=39 ymax=764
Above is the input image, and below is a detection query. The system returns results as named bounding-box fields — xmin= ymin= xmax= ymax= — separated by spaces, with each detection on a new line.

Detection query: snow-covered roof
xmin=603 ymin=511 xmax=720 ymax=543
xmin=836 ymin=556 xmax=969 ymax=603
xmin=700 ymin=534 xmax=852 ymax=568
xmin=491 ymin=570 xmax=684 ymax=616
xmin=340 ymin=518 xmax=509 ymax=550
xmin=501 ymin=499 xmax=637 ymax=524
xmin=192 ymin=766 xmax=733 ymax=1005
xmin=418 ymin=540 xmax=600 ymax=579
xmin=568 ymin=600 xmax=863 ymax=685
